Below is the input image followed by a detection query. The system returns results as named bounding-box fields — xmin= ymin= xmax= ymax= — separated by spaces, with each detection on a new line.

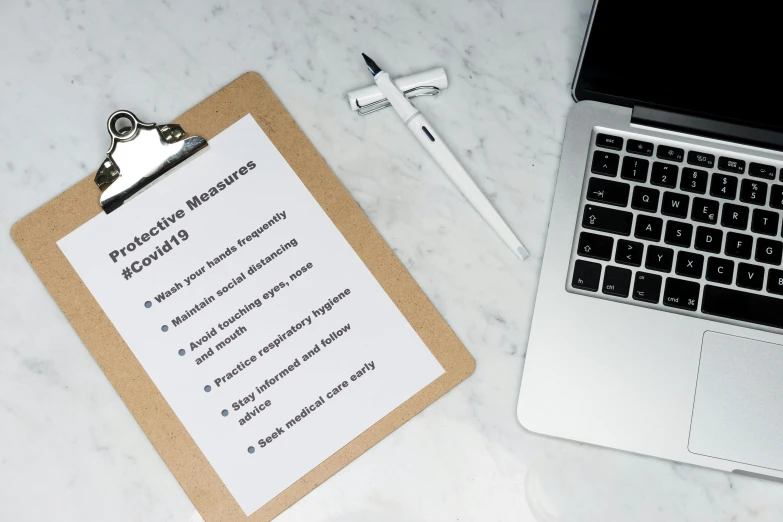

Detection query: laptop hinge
xmin=632 ymin=106 xmax=783 ymax=153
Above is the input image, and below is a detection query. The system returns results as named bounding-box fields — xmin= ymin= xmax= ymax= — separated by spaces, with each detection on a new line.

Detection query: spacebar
xmin=702 ymin=285 xmax=783 ymax=329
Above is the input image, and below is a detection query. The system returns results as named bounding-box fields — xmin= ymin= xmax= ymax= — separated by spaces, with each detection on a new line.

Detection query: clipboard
xmin=11 ymin=72 xmax=475 ymax=521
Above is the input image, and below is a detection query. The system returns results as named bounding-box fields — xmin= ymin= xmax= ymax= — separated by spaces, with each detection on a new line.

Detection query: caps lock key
xmin=582 ymin=205 xmax=633 ymax=236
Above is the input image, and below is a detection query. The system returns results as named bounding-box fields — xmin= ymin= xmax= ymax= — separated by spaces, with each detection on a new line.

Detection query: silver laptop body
xmin=518 ymin=2 xmax=783 ymax=480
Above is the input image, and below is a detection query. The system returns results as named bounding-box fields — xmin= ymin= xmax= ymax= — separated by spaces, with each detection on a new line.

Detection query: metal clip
xmin=356 ymin=86 xmax=441 ymax=116
xmin=95 ymin=110 xmax=208 ymax=213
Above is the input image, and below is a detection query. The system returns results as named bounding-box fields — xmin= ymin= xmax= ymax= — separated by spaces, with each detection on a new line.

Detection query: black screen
xmin=575 ymin=1 xmax=783 ymax=132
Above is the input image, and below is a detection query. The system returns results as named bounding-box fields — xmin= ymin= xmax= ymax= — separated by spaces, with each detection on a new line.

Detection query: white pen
xmin=362 ymin=53 xmax=530 ymax=261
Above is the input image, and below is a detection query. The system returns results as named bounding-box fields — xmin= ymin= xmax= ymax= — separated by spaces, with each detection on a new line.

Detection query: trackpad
xmin=689 ymin=331 xmax=783 ymax=471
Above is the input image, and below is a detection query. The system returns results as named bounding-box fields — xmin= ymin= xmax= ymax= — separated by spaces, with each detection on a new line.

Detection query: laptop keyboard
xmin=569 ymin=129 xmax=783 ymax=331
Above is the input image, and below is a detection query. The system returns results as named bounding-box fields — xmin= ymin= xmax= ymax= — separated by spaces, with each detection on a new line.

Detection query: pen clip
xmin=356 ymin=86 xmax=441 ymax=116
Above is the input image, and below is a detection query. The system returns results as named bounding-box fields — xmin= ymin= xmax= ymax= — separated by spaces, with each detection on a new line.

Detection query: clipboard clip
xmin=94 ymin=110 xmax=208 ymax=213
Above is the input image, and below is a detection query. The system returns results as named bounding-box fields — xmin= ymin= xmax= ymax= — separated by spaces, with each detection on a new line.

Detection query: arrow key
xmin=632 ymin=271 xmax=663 ymax=303
xmin=615 ymin=239 xmax=644 ymax=267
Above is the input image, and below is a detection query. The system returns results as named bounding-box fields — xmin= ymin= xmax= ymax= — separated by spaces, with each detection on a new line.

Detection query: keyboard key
xmin=635 ymin=214 xmax=663 ymax=241
xmin=663 ymin=278 xmax=700 ymax=311
xmin=695 ymin=226 xmax=723 ymax=253
xmin=631 ymin=186 xmax=660 ymax=212
xmin=720 ymin=203 xmax=749 ymax=230
xmin=596 ymin=133 xmax=623 ymax=151
xmin=645 ymin=245 xmax=674 ymax=272
xmin=615 ymin=239 xmax=644 ymax=266
xmin=577 ymin=232 xmax=614 ymax=260
xmin=724 ymin=232 xmax=753 ymax=259
xmin=739 ymin=179 xmax=767 ymax=205
xmin=751 ymin=209 xmax=779 ymax=236
xmin=736 ymin=262 xmax=764 ymax=290
xmin=602 ymin=266 xmax=632 ymax=297
xmin=702 ymin=285 xmax=783 ymax=329
xmin=586 ymin=177 xmax=630 ymax=207
xmin=661 ymin=191 xmax=689 ymax=218
xmin=691 ymin=197 xmax=719 ymax=224
xmin=591 ymin=151 xmax=619 ymax=177
xmin=749 ymin=162 xmax=776 ymax=180
xmin=676 ymin=251 xmax=704 ymax=279
xmin=755 ymin=238 xmax=783 ymax=265
xmin=710 ymin=173 xmax=738 ymax=199
xmin=582 ymin=205 xmax=633 ymax=236
xmin=769 ymin=185 xmax=783 ymax=209
xmin=688 ymin=150 xmax=715 ymax=168
xmin=664 ymin=220 xmax=693 ymax=247
xmin=706 ymin=257 xmax=734 ymax=284
xmin=621 ymin=156 xmax=649 ymax=182
xmin=572 ymin=260 xmax=601 ymax=291
xmin=650 ymin=162 xmax=679 ymax=188
xmin=657 ymin=145 xmax=684 ymax=162
xmin=768 ymin=269 xmax=783 ymax=296
xmin=718 ymin=156 xmax=745 ymax=174
xmin=627 ymin=139 xmax=653 ymax=156
xmin=632 ymin=271 xmax=662 ymax=303
xmin=681 ymin=167 xmax=708 ymax=194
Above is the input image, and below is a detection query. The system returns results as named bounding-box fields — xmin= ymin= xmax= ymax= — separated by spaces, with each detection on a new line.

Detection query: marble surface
xmin=2 ymin=0 xmax=783 ymax=520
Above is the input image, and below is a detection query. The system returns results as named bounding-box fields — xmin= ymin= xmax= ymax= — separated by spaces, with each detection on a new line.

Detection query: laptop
xmin=518 ymin=0 xmax=783 ymax=479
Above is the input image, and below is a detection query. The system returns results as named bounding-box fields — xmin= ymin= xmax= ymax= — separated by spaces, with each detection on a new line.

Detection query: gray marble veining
xmin=2 ymin=0 xmax=783 ymax=520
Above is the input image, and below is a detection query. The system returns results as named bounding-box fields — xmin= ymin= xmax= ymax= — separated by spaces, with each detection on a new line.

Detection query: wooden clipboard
xmin=11 ymin=72 xmax=475 ymax=521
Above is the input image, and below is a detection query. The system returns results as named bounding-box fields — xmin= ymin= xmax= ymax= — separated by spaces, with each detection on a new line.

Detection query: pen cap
xmin=347 ymin=67 xmax=448 ymax=111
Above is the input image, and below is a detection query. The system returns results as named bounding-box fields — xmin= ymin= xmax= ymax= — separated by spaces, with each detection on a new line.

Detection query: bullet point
xmin=161 ymin=325 xmax=169 ymax=332
xmin=144 ymin=301 xmax=152 ymax=308
xmin=178 ymin=349 xmax=186 ymax=356
xmin=222 ymin=409 xmax=229 ymax=417
xmin=247 ymin=446 xmax=255 ymax=454
xmin=204 ymin=385 xmax=212 ymax=393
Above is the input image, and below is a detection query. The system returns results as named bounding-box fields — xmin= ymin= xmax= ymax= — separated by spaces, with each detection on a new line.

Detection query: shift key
xmin=582 ymin=204 xmax=633 ymax=236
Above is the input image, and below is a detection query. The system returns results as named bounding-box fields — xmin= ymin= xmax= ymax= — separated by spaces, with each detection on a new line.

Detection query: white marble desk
xmin=2 ymin=0 xmax=783 ymax=520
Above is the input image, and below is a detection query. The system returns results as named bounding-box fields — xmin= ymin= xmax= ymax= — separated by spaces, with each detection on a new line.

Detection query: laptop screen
xmin=574 ymin=0 xmax=783 ymax=132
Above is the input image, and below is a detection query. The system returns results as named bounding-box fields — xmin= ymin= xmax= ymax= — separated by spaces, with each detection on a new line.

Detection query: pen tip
xmin=361 ymin=53 xmax=381 ymax=76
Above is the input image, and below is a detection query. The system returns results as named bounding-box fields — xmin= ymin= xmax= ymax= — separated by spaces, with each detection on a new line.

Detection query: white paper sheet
xmin=57 ymin=115 xmax=445 ymax=515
